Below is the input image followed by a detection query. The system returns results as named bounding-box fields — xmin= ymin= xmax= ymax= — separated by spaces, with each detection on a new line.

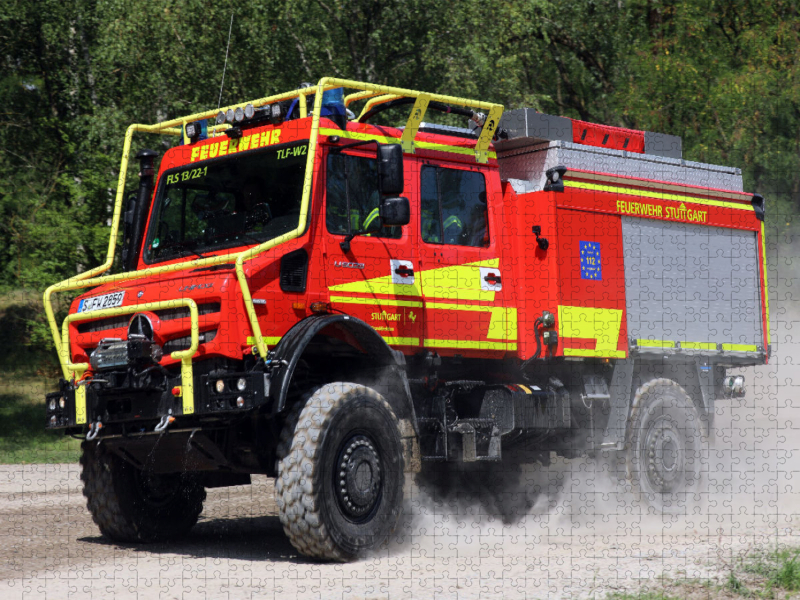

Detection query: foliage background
xmin=0 ymin=0 xmax=797 ymax=366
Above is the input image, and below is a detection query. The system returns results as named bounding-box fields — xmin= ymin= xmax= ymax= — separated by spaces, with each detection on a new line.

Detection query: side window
xmin=326 ymin=153 xmax=400 ymax=238
xmin=420 ymin=165 xmax=488 ymax=247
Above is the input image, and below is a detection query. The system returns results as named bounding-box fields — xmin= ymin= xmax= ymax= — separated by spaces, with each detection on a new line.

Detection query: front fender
xmin=268 ymin=314 xmax=405 ymax=414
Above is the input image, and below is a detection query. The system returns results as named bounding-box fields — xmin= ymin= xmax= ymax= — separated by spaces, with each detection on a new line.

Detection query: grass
xmin=0 ymin=374 xmax=81 ymax=464
xmin=607 ymin=545 xmax=800 ymax=600
xmin=0 ymin=289 xmax=79 ymax=464
xmin=741 ymin=546 xmax=800 ymax=595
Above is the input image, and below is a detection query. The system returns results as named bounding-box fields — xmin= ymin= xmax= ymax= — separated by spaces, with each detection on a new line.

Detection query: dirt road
xmin=2 ymin=315 xmax=799 ymax=598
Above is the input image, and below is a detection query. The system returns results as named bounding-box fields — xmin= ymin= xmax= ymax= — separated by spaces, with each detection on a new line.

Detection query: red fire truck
xmin=44 ymin=78 xmax=767 ymax=561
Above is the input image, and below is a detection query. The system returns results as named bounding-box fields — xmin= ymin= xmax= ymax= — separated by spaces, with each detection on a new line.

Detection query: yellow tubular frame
xmin=44 ymin=78 xmax=503 ymax=408
xmin=62 ymin=300 xmax=199 ymax=423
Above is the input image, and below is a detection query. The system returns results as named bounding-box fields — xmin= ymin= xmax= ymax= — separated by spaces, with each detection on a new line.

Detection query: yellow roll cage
xmin=42 ymin=77 xmax=503 ymax=422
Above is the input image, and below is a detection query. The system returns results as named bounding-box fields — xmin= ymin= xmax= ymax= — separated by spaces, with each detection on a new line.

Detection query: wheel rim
xmin=133 ymin=470 xmax=183 ymax=508
xmin=643 ymin=416 xmax=685 ymax=492
xmin=334 ymin=434 xmax=383 ymax=521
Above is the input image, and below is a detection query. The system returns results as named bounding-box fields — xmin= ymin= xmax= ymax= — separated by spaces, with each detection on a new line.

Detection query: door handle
xmin=484 ymin=273 xmax=501 ymax=284
xmin=394 ymin=266 xmax=414 ymax=278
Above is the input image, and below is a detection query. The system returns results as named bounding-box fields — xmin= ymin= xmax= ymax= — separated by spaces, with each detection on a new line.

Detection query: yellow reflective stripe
xmin=247 ymin=336 xmax=282 ymax=346
xmin=418 ymin=258 xmax=499 ymax=302
xmin=564 ymin=180 xmax=750 ymax=211
xmin=564 ymin=348 xmax=626 ymax=358
xmin=75 ymin=386 xmax=87 ymax=425
xmin=424 ymin=339 xmax=517 ymax=351
xmin=558 ymin=305 xmax=624 ymax=358
xmin=517 ymin=384 xmax=533 ymax=394
xmin=319 ymin=128 xmax=497 ymax=160
xmin=487 ymin=307 xmax=517 ymax=341
xmin=761 ymin=222 xmax=770 ymax=349
xmin=425 ymin=303 xmax=516 ymax=342
xmin=637 ymin=339 xmax=675 ymax=348
xmin=181 ymin=359 xmax=194 ymax=415
xmin=382 ymin=336 xmax=420 ymax=346
xmin=427 ymin=302 xmax=491 ymax=311
xmin=681 ymin=342 xmax=716 ymax=350
xmin=330 ymin=296 xmax=424 ymax=308
xmin=330 ymin=258 xmax=500 ymax=301
xmin=722 ymin=343 xmax=759 ymax=352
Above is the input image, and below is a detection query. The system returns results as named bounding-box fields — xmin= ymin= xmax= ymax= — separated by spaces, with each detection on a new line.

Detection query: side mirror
xmin=380 ymin=196 xmax=410 ymax=226
xmin=378 ymin=144 xmax=404 ymax=195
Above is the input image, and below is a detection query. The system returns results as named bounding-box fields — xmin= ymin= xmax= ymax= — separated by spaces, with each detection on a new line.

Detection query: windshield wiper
xmin=174 ymin=241 xmax=205 ymax=259
xmin=234 ymin=231 xmax=263 ymax=246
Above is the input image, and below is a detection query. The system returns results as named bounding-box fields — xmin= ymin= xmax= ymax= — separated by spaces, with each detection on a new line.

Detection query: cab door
xmin=416 ymin=162 xmax=514 ymax=357
xmin=323 ymin=148 xmax=423 ymax=350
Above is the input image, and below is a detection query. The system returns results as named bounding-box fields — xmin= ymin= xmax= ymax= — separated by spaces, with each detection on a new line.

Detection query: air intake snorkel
xmin=122 ymin=149 xmax=159 ymax=272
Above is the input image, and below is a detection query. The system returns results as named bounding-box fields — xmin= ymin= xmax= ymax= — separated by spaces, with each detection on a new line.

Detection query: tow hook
xmin=154 ymin=414 xmax=175 ymax=433
xmin=86 ymin=420 xmax=103 ymax=441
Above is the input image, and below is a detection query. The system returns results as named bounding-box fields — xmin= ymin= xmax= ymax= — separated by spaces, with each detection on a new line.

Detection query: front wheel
xmin=626 ymin=378 xmax=707 ymax=511
xmin=275 ymin=382 xmax=405 ymax=561
xmin=80 ymin=441 xmax=206 ymax=542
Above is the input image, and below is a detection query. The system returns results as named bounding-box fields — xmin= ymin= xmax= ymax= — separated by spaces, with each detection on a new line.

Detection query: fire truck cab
xmin=44 ymin=79 xmax=767 ymax=560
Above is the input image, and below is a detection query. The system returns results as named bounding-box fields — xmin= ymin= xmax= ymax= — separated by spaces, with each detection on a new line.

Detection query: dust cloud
xmin=381 ymin=251 xmax=800 ymax=577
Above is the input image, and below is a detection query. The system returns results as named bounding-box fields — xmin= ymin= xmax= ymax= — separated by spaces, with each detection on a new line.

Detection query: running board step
xmin=450 ymin=418 xmax=501 ymax=462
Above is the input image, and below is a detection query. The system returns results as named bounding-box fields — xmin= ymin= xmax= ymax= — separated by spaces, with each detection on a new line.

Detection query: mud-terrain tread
xmin=80 ymin=441 xmax=206 ymax=543
xmin=275 ymin=382 xmax=404 ymax=561
xmin=626 ymin=378 xmax=706 ymax=508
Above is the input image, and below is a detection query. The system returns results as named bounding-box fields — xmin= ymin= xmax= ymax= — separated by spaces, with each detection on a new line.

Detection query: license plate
xmin=78 ymin=291 xmax=126 ymax=313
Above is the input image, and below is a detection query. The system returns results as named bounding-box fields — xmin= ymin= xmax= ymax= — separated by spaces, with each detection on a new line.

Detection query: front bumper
xmin=46 ymin=369 xmax=271 ymax=433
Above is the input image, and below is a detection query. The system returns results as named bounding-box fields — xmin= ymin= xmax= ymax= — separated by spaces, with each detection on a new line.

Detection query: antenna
xmin=217 ymin=14 xmax=234 ymax=111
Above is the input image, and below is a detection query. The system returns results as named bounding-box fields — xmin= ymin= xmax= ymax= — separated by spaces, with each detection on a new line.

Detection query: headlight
xmin=722 ymin=375 xmax=746 ymax=398
xmin=236 ymin=378 xmax=247 ymax=391
xmin=49 ymin=399 xmax=56 ymax=411
xmin=225 ymin=108 xmax=235 ymax=123
xmin=244 ymin=104 xmax=255 ymax=119
xmin=234 ymin=106 xmax=244 ymax=122
xmin=215 ymin=379 xmax=226 ymax=393
xmin=216 ymin=111 xmax=226 ymax=125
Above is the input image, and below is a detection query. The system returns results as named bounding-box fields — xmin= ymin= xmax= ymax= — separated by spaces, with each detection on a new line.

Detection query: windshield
xmin=143 ymin=141 xmax=308 ymax=263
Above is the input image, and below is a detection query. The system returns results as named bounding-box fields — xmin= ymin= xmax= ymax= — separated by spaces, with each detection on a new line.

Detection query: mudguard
xmin=268 ymin=314 xmax=409 ymax=415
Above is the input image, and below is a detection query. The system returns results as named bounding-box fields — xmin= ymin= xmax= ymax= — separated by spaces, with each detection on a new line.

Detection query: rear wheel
xmin=626 ymin=378 xmax=706 ymax=510
xmin=275 ymin=382 xmax=405 ymax=561
xmin=80 ymin=441 xmax=206 ymax=543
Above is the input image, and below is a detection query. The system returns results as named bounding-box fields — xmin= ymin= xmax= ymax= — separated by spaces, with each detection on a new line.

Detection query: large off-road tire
xmin=626 ymin=378 xmax=706 ymax=511
xmin=80 ymin=441 xmax=206 ymax=543
xmin=275 ymin=382 xmax=405 ymax=561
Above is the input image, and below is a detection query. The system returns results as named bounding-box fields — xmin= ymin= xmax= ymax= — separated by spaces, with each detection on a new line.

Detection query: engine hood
xmin=71 ymin=265 xmax=237 ymax=312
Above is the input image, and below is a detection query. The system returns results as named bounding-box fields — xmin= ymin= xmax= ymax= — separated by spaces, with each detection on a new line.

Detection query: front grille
xmin=163 ymin=329 xmax=217 ymax=354
xmin=76 ymin=302 xmax=221 ymax=334
xmin=77 ymin=315 xmax=130 ymax=334
xmin=157 ymin=302 xmax=221 ymax=322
